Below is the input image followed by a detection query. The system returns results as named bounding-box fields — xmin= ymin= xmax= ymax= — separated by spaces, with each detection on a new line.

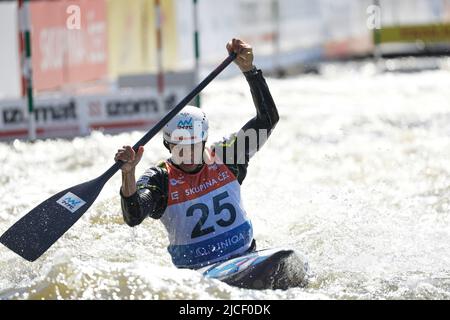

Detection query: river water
xmin=1 ymin=59 xmax=450 ymax=299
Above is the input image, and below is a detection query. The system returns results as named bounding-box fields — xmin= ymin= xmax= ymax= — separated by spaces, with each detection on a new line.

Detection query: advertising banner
xmin=378 ymin=23 xmax=450 ymax=44
xmin=78 ymin=88 xmax=184 ymax=134
xmin=0 ymin=97 xmax=80 ymax=139
xmin=30 ymin=0 xmax=108 ymax=91
xmin=0 ymin=1 xmax=21 ymax=99
xmin=107 ymin=0 xmax=177 ymax=78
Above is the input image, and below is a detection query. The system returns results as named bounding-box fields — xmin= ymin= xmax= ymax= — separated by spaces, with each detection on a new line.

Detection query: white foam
xmin=1 ymin=60 xmax=450 ymax=299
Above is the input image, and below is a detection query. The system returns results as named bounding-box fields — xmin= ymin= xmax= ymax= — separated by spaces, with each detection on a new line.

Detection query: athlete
xmin=115 ymin=38 xmax=279 ymax=269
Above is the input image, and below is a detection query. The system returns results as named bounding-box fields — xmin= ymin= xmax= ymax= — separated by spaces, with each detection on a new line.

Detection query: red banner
xmin=30 ymin=0 xmax=108 ymax=92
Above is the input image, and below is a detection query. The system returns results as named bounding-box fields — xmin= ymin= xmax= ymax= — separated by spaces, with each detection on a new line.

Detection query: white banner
xmin=0 ymin=1 xmax=21 ymax=99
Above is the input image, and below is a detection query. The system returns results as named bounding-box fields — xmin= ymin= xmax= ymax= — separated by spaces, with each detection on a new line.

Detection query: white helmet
xmin=163 ymin=105 xmax=209 ymax=145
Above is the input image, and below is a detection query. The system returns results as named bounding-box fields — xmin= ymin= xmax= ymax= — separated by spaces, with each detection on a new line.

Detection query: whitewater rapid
xmin=1 ymin=59 xmax=450 ymax=299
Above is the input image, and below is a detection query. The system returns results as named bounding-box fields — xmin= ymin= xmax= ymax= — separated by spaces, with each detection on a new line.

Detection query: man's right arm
xmin=121 ymin=170 xmax=137 ymax=197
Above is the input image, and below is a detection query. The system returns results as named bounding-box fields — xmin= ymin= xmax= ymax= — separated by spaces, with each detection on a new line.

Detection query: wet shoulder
xmin=137 ymin=161 xmax=168 ymax=191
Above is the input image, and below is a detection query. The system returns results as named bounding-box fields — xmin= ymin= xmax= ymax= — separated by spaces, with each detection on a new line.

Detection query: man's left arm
xmin=212 ymin=39 xmax=279 ymax=183
xmin=238 ymin=66 xmax=279 ymax=158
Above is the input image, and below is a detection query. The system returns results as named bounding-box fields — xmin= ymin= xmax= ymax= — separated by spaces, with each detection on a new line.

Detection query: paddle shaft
xmin=102 ymin=52 xmax=237 ymax=182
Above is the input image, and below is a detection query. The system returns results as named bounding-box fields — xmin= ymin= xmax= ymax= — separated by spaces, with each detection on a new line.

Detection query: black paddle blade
xmin=0 ymin=177 xmax=107 ymax=262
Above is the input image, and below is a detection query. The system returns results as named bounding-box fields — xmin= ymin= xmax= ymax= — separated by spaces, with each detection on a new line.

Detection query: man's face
xmin=169 ymin=142 xmax=205 ymax=172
